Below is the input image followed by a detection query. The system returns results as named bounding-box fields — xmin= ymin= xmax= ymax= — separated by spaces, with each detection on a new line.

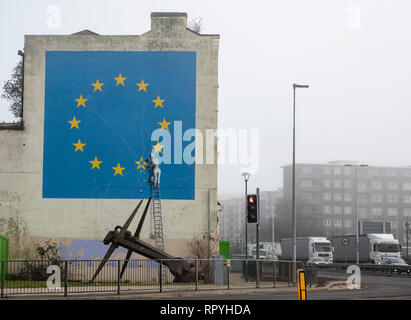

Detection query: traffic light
xmin=247 ymin=194 xmax=258 ymax=223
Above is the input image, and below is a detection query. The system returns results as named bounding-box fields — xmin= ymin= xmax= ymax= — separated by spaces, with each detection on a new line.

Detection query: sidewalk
xmin=3 ymin=280 xmax=349 ymax=300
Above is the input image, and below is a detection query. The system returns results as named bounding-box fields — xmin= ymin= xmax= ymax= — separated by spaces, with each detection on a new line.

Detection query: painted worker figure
xmin=146 ymin=154 xmax=161 ymax=188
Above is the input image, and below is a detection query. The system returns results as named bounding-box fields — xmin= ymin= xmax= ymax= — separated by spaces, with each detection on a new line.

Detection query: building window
xmin=333 ymin=167 xmax=342 ymax=175
xmin=344 ymin=206 xmax=352 ymax=215
xmin=389 ymin=195 xmax=398 ymax=203
xmin=334 ymin=219 xmax=342 ymax=227
xmin=301 ymin=180 xmax=312 ymax=188
xmin=333 ymin=193 xmax=342 ymax=201
xmin=344 ymin=193 xmax=352 ymax=202
xmin=333 ymin=206 xmax=342 ymax=215
xmin=344 ymin=180 xmax=352 ymax=188
xmin=324 ymin=193 xmax=331 ymax=201
xmin=344 ymin=220 xmax=352 ymax=227
xmin=371 ymin=194 xmax=383 ymax=202
xmin=323 ymin=180 xmax=331 ymax=188
xmin=403 ymin=183 xmax=411 ymax=191
xmin=323 ymin=167 xmax=331 ymax=175
xmin=371 ymin=181 xmax=382 ymax=190
xmin=358 ymin=182 xmax=367 ymax=192
xmin=301 ymin=166 xmax=312 ymax=174
xmin=387 ymin=208 xmax=398 ymax=216
xmin=324 ymin=219 xmax=332 ymax=226
xmin=323 ymin=206 xmax=331 ymax=214
xmin=302 ymin=206 xmax=313 ymax=215
xmin=344 ymin=167 xmax=352 ymax=175
xmin=388 ymin=182 xmax=398 ymax=190
xmin=359 ymin=194 xmax=367 ymax=204
xmin=403 ymin=195 xmax=411 ymax=204
xmin=359 ymin=208 xmax=367 ymax=218
xmin=403 ymin=208 xmax=411 ymax=217
xmin=333 ymin=180 xmax=342 ymax=188
xmin=371 ymin=208 xmax=382 ymax=216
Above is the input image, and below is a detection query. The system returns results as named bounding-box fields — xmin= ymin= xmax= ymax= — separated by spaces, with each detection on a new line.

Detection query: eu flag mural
xmin=43 ymin=51 xmax=196 ymax=199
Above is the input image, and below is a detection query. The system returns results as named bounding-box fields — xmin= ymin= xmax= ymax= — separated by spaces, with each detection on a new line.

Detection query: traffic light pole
xmin=256 ymin=188 xmax=260 ymax=260
xmin=245 ymin=179 xmax=248 ymax=282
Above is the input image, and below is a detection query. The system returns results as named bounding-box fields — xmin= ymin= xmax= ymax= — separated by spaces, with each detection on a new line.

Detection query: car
xmin=380 ymin=257 xmax=411 ymax=274
xmin=306 ymin=257 xmax=327 ymax=265
xmin=264 ymin=254 xmax=278 ymax=261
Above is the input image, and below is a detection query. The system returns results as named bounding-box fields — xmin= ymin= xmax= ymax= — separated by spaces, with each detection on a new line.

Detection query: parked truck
xmin=280 ymin=237 xmax=333 ymax=263
xmin=332 ymin=234 xmax=401 ymax=264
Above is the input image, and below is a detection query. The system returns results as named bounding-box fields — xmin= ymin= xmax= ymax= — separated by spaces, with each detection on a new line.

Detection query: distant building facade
xmin=219 ymin=190 xmax=283 ymax=254
xmin=282 ymin=161 xmax=411 ymax=247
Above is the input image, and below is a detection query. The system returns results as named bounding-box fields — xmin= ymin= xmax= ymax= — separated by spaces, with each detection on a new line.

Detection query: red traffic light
xmin=247 ymin=196 xmax=254 ymax=203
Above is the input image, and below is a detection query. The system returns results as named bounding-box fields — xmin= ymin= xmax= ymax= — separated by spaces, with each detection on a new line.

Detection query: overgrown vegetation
xmin=6 ymin=239 xmax=62 ymax=281
xmin=1 ymin=57 xmax=23 ymax=120
xmin=188 ymin=17 xmax=203 ymax=34
xmin=186 ymin=233 xmax=218 ymax=283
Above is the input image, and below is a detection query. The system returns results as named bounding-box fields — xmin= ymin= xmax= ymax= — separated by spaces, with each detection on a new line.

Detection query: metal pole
xmin=117 ymin=260 xmax=121 ymax=295
xmin=1 ymin=261 xmax=4 ymax=298
xmin=195 ymin=259 xmax=198 ymax=291
xmin=292 ymin=86 xmax=296 ymax=284
xmin=64 ymin=260 xmax=68 ymax=297
xmin=256 ymin=188 xmax=260 ymax=288
xmin=355 ymin=166 xmax=359 ymax=265
xmin=257 ymin=187 xmax=260 ymax=260
xmin=406 ymin=219 xmax=409 ymax=264
xmin=245 ymin=178 xmax=248 ymax=282
xmin=159 ymin=260 xmax=163 ymax=293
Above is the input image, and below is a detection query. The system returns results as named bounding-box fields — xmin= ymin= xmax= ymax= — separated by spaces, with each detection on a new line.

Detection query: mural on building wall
xmin=59 ymin=240 xmax=160 ymax=268
xmin=43 ymin=51 xmax=196 ymax=199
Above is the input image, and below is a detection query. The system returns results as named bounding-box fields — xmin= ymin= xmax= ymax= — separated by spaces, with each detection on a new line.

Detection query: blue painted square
xmin=43 ymin=51 xmax=196 ymax=199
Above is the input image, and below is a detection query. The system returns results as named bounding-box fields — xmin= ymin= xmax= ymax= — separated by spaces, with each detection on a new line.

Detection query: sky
xmin=1 ymin=0 xmax=411 ymax=197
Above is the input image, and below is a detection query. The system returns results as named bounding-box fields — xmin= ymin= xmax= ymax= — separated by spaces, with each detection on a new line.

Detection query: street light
xmin=345 ymin=163 xmax=368 ymax=265
xmin=241 ymin=171 xmax=251 ymax=282
xmin=292 ymin=83 xmax=309 ymax=283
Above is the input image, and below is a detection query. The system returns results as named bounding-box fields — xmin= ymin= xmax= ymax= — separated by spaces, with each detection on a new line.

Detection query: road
xmin=176 ymin=270 xmax=411 ymax=300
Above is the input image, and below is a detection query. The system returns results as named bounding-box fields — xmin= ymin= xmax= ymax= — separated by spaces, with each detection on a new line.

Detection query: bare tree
xmin=2 ymin=56 xmax=23 ymax=120
xmin=188 ymin=17 xmax=204 ymax=34
xmin=186 ymin=232 xmax=218 ymax=283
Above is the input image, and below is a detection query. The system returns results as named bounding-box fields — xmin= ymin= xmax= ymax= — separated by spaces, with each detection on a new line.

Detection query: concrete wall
xmin=0 ymin=12 xmax=220 ymax=259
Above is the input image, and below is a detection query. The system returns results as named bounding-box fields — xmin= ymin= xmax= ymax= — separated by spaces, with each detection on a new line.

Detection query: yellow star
xmin=135 ymin=157 xmax=147 ymax=171
xmin=68 ymin=116 xmax=81 ymax=129
xmin=89 ymin=156 xmax=102 ymax=170
xmin=152 ymin=96 xmax=165 ymax=109
xmin=136 ymin=79 xmax=149 ymax=92
xmin=75 ymin=95 xmax=88 ymax=107
xmin=112 ymin=163 xmax=125 ymax=176
xmin=91 ymin=79 xmax=104 ymax=92
xmin=73 ymin=139 xmax=86 ymax=152
xmin=152 ymin=141 xmax=164 ymax=154
xmin=158 ymin=117 xmax=171 ymax=130
xmin=114 ymin=73 xmax=127 ymax=86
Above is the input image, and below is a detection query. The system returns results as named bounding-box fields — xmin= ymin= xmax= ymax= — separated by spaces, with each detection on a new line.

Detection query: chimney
xmin=150 ymin=12 xmax=188 ymax=36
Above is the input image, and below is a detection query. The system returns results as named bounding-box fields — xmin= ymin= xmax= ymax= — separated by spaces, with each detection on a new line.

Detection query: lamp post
xmin=406 ymin=218 xmax=409 ymax=264
xmin=345 ymin=163 xmax=368 ymax=265
xmin=241 ymin=172 xmax=251 ymax=282
xmin=292 ymin=83 xmax=309 ymax=283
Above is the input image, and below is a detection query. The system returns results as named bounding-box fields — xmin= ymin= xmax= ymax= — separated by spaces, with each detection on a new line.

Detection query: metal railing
xmin=0 ymin=258 xmax=316 ymax=298
xmin=314 ymin=262 xmax=411 ymax=275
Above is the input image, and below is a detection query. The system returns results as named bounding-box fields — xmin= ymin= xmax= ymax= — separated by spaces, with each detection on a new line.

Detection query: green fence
xmin=219 ymin=241 xmax=230 ymax=259
xmin=0 ymin=235 xmax=9 ymax=279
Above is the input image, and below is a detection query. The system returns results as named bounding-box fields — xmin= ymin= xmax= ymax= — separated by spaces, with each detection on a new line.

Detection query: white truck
xmin=280 ymin=237 xmax=333 ymax=263
xmin=332 ymin=234 xmax=401 ymax=264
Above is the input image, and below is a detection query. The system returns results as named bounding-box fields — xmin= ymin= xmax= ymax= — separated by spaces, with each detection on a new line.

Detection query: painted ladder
xmin=151 ymin=186 xmax=168 ymax=282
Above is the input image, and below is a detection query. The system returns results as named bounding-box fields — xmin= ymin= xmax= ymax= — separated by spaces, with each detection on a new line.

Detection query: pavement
xmin=2 ymin=279 xmax=348 ymax=300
